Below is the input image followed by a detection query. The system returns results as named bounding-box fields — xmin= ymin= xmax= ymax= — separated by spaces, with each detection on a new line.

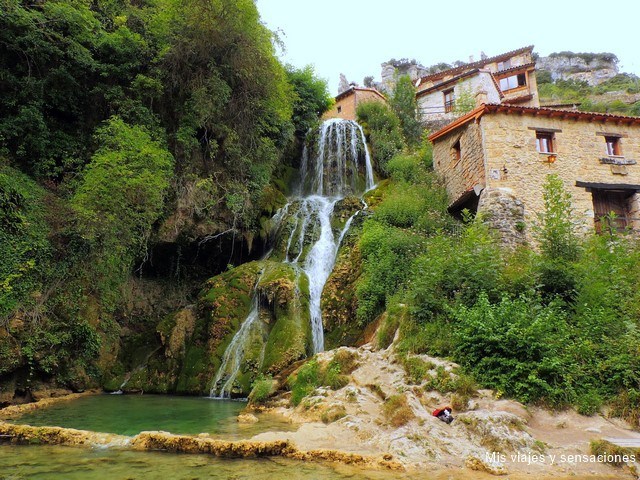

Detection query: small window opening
xmin=453 ymin=139 xmax=461 ymax=162
xmin=605 ymin=136 xmax=621 ymax=156
xmin=536 ymin=132 xmax=555 ymax=153
xmin=337 ymin=106 xmax=342 ymax=113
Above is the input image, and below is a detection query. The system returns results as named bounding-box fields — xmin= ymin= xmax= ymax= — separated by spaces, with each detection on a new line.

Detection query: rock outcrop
xmin=537 ymin=52 xmax=619 ymax=86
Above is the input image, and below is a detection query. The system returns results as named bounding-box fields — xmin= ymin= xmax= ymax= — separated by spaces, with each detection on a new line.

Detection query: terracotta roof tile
xmin=335 ymin=86 xmax=386 ymax=102
xmin=429 ymin=103 xmax=640 ymax=142
xmin=418 ymin=46 xmax=534 ymax=83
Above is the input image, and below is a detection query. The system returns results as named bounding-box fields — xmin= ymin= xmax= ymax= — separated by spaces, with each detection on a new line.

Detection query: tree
xmin=286 ymin=65 xmax=332 ymax=137
xmin=389 ymin=75 xmax=422 ymax=146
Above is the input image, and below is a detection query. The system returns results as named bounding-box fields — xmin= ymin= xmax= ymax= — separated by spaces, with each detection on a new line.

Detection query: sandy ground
xmin=249 ymin=345 xmax=640 ymax=479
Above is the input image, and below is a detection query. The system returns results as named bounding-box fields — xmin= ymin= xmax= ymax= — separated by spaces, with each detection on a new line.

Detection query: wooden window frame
xmin=536 ymin=131 xmax=555 ymax=153
xmin=498 ymin=72 xmax=527 ymax=92
xmin=443 ymin=89 xmax=455 ymax=113
xmin=605 ymin=135 xmax=622 ymax=156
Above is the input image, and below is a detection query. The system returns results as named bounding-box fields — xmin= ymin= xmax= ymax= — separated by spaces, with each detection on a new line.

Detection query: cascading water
xmin=210 ymin=118 xmax=374 ymax=398
xmin=286 ymin=119 xmax=374 ymax=353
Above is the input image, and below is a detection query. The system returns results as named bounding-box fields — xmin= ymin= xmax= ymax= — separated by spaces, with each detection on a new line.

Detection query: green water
xmin=0 ymin=445 xmax=407 ymax=479
xmin=11 ymin=394 xmax=294 ymax=438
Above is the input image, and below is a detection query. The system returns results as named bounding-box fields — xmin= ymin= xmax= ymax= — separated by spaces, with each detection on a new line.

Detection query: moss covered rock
xmin=104 ymin=260 xmax=314 ymax=396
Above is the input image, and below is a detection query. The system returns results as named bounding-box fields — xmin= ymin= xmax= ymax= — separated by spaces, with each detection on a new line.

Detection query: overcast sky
xmin=256 ymin=0 xmax=640 ymax=96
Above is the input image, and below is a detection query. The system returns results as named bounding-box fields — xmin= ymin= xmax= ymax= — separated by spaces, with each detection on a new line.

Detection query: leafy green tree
xmin=389 ymin=75 xmax=422 ymax=146
xmin=356 ymin=102 xmax=405 ymax=175
xmin=286 ymin=65 xmax=332 ymax=137
xmin=72 ymin=117 xmax=174 ymax=308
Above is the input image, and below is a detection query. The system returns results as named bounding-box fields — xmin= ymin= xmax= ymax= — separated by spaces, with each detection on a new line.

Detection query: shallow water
xmin=0 ymin=444 xmax=407 ymax=480
xmin=10 ymin=394 xmax=295 ymax=438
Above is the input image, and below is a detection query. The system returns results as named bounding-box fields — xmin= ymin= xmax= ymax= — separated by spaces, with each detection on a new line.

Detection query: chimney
xmin=475 ymin=90 xmax=488 ymax=107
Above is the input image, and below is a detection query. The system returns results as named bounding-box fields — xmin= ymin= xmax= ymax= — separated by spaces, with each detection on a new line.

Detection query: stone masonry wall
xmin=477 ymin=188 xmax=527 ymax=247
xmin=322 ymin=90 xmax=385 ymax=122
xmin=433 ymin=121 xmax=485 ymax=203
xmin=418 ymin=73 xmax=501 ymax=125
xmin=480 ymin=112 xmax=640 ymax=237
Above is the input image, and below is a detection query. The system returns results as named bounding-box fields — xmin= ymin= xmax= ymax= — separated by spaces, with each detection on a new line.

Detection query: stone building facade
xmin=322 ymin=86 xmax=386 ymax=121
xmin=430 ymin=103 xmax=640 ymax=245
xmin=416 ymin=46 xmax=539 ymax=129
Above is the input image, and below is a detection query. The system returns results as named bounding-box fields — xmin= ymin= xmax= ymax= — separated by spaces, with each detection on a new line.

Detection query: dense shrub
xmin=356 ymin=101 xmax=405 ymax=175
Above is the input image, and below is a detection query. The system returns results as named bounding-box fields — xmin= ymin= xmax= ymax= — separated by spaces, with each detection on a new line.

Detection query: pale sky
xmin=256 ymin=0 xmax=640 ymax=96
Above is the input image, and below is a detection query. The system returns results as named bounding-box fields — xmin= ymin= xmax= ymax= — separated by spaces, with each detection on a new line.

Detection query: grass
xmin=400 ymin=355 xmax=435 ymax=384
xmin=382 ymin=394 xmax=415 ymax=427
xmin=321 ymin=404 xmax=347 ymax=424
xmin=590 ymin=439 xmax=636 ymax=467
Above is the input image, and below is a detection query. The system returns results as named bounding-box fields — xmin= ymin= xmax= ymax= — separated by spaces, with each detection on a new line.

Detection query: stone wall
xmin=323 ymin=93 xmax=356 ymax=121
xmin=433 ymin=121 xmax=486 ymax=204
xmin=480 ymin=112 xmax=640 ymax=236
xmin=418 ymin=72 xmax=500 ymax=125
xmin=322 ymin=90 xmax=386 ymax=121
xmin=477 ymin=188 xmax=527 ymax=247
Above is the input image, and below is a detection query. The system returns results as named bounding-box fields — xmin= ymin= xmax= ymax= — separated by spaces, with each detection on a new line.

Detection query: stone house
xmin=322 ymin=86 xmax=386 ymax=121
xmin=416 ymin=46 xmax=539 ymax=129
xmin=429 ymin=103 xmax=640 ymax=244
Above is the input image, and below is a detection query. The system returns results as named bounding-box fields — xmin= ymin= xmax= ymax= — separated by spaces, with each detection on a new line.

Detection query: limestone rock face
xmin=537 ymin=53 xmax=619 ymax=86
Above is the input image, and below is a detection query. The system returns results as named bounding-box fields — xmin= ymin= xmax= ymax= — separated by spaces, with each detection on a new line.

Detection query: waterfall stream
xmin=210 ymin=119 xmax=373 ymax=398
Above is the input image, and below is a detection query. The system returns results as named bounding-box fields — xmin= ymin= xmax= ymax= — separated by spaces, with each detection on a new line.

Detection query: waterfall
xmin=287 ymin=119 xmax=374 ymax=353
xmin=209 ymin=119 xmax=373 ymax=398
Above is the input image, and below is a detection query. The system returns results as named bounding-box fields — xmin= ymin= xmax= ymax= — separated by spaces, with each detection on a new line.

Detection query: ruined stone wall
xmin=477 ymin=188 xmax=526 ymax=247
xmin=480 ymin=112 xmax=640 ymax=236
xmin=433 ymin=121 xmax=486 ymax=203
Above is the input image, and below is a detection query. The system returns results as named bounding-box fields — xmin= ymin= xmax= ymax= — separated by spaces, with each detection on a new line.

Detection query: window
xmin=605 ymin=136 xmax=622 ymax=156
xmin=536 ymin=132 xmax=555 ymax=153
xmin=499 ymin=73 xmax=527 ymax=91
xmin=453 ymin=139 xmax=461 ymax=162
xmin=592 ymin=190 xmax=632 ymax=234
xmin=337 ymin=105 xmax=342 ymax=113
xmin=443 ymin=89 xmax=455 ymax=113
xmin=497 ymin=59 xmax=511 ymax=71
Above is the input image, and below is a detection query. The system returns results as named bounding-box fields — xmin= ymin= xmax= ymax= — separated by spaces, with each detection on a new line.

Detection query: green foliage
xmin=356 ymin=220 xmax=422 ymax=325
xmin=389 ymin=75 xmax=422 ymax=146
xmin=453 ymin=85 xmax=476 ymax=114
xmin=287 ymin=355 xmax=353 ymax=405
xmin=288 ymin=359 xmax=321 ymax=406
xmin=0 ymin=167 xmax=51 ymax=321
xmin=248 ymin=374 xmax=275 ymax=405
xmin=72 ymin=117 xmax=173 ymax=309
xmin=286 ymin=65 xmax=332 ymax=137
xmin=358 ymin=142 xmax=640 ymax=413
xmin=400 ymin=355 xmax=434 ymax=384
xmin=356 ymin=101 xmax=405 ymax=175
xmin=453 ymin=294 xmax=573 ymax=405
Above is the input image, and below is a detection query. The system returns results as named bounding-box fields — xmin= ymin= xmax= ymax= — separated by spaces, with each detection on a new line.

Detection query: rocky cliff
xmin=537 ymin=52 xmax=619 ymax=86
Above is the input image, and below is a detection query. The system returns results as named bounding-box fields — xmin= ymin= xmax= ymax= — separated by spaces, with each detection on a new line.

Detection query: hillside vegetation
xmin=348 ymin=93 xmax=640 ymax=423
xmin=0 ymin=0 xmax=331 ymax=396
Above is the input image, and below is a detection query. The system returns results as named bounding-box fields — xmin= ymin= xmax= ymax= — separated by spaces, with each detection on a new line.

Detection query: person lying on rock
xmin=432 ymin=406 xmax=454 ymax=424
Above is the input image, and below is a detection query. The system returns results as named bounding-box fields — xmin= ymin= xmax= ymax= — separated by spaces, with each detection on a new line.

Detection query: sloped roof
xmin=335 ymin=86 xmax=386 ymax=102
xmin=416 ymin=69 xmax=505 ymax=100
xmin=429 ymin=103 xmax=640 ymax=142
xmin=418 ymin=46 xmax=534 ymax=84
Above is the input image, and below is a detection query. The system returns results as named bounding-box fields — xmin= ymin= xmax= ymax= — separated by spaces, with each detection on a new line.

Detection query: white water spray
xmin=210 ymin=119 xmax=374 ymax=397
